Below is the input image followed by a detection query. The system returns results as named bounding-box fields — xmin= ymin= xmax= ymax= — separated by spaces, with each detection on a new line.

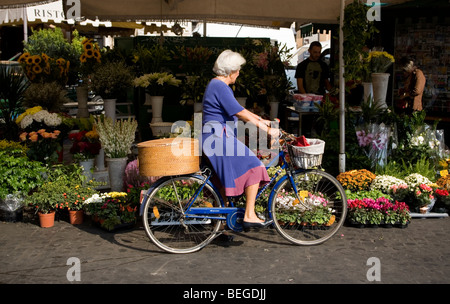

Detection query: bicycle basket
xmin=137 ymin=138 xmax=200 ymax=176
xmin=288 ymin=138 xmax=325 ymax=169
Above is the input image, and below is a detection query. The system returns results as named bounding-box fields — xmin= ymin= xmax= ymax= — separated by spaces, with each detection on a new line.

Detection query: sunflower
xmin=32 ymin=64 xmax=42 ymax=74
xmin=32 ymin=55 xmax=42 ymax=65
xmin=56 ymin=58 xmax=66 ymax=65
xmin=93 ymin=50 xmax=101 ymax=63
xmin=85 ymin=49 xmax=94 ymax=58
xmin=41 ymin=53 xmax=49 ymax=62
xmin=80 ymin=54 xmax=87 ymax=63
xmin=18 ymin=52 xmax=30 ymax=64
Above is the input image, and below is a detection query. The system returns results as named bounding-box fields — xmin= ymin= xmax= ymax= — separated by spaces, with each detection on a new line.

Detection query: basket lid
xmin=137 ymin=138 xmax=198 ymax=148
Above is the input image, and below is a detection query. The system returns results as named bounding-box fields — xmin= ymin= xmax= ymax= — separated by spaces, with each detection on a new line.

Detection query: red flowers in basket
xmin=292 ymin=135 xmax=310 ymax=147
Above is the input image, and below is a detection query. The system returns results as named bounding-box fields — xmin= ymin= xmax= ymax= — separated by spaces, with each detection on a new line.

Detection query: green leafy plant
xmin=341 ymin=0 xmax=378 ymax=84
xmin=0 ymin=64 xmax=29 ymax=140
xmin=22 ymin=81 xmax=71 ymax=112
xmin=90 ymin=60 xmax=134 ymax=99
xmin=0 ymin=149 xmax=47 ymax=200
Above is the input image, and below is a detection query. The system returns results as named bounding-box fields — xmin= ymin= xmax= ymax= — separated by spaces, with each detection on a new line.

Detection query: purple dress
xmin=201 ymin=79 xmax=270 ymax=197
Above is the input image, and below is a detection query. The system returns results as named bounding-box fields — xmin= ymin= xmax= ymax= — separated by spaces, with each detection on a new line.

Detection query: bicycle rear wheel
xmin=270 ymin=170 xmax=347 ymax=245
xmin=142 ymin=175 xmax=222 ymax=254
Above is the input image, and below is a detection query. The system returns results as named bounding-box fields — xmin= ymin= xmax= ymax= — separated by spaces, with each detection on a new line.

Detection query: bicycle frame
xmin=139 ymin=145 xmax=307 ymax=232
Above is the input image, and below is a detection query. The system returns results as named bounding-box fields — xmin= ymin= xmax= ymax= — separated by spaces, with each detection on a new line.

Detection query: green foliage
xmin=0 ymin=64 xmax=29 ymax=140
xmin=341 ymin=0 xmax=378 ymax=83
xmin=90 ymin=60 xmax=134 ymax=99
xmin=24 ymin=28 xmax=84 ymax=85
xmin=400 ymin=156 xmax=436 ymax=182
xmin=23 ymin=81 xmax=71 ymax=112
xmin=345 ymin=189 xmax=391 ymax=201
xmin=0 ymin=150 xmax=47 ymax=200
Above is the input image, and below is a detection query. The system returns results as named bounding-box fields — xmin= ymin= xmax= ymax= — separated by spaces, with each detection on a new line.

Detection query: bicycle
xmin=139 ymin=130 xmax=347 ymax=254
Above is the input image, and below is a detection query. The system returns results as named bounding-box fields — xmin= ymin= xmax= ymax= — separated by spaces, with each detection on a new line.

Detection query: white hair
xmin=213 ymin=50 xmax=246 ymax=76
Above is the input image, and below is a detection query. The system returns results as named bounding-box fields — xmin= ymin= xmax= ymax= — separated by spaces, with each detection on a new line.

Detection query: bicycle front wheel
xmin=142 ymin=175 xmax=222 ymax=254
xmin=270 ymin=170 xmax=347 ymax=245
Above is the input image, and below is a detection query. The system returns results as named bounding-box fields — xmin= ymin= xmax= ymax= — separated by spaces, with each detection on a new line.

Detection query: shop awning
xmin=0 ymin=0 xmax=64 ymax=25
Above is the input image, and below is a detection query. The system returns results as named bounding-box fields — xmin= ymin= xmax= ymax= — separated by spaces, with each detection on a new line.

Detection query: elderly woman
xmin=202 ymin=49 xmax=279 ymax=231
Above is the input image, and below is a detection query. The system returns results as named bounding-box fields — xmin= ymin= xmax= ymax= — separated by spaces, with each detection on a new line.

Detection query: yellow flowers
xmin=366 ymin=51 xmax=395 ymax=74
xmin=80 ymin=38 xmax=101 ymax=64
xmin=15 ymin=106 xmax=42 ymax=125
xmin=18 ymin=52 xmax=70 ymax=83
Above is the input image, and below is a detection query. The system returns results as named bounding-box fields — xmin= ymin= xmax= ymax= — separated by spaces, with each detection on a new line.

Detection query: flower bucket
xmin=104 ymin=98 xmax=117 ymax=121
xmin=79 ymin=158 xmax=94 ymax=182
xmin=69 ymin=210 xmax=84 ymax=225
xmin=106 ymin=157 xmax=128 ymax=192
xmin=371 ymin=73 xmax=389 ymax=109
xmin=38 ymin=211 xmax=55 ymax=228
xmin=150 ymin=96 xmax=164 ymax=123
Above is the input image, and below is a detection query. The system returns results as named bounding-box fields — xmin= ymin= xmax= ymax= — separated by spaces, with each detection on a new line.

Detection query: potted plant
xmin=133 ymin=72 xmax=181 ymax=122
xmin=0 ymin=142 xmax=47 ymax=201
xmin=25 ymin=180 xmax=62 ymax=227
xmin=68 ymin=128 xmax=101 ymax=181
xmin=62 ymin=181 xmax=99 ymax=225
xmin=94 ymin=117 xmax=138 ymax=191
xmin=90 ymin=60 xmax=133 ymax=121
xmin=84 ymin=192 xmax=137 ymax=231
xmin=180 ymin=75 xmax=209 ymax=112
xmin=364 ymin=50 xmax=395 ymax=108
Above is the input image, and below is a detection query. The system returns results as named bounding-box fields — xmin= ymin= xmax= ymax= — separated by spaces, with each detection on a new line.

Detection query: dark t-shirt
xmin=295 ymin=58 xmax=329 ymax=95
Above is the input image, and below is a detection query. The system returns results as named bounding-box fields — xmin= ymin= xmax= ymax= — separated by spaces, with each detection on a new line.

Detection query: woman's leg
xmin=243 ymin=183 xmax=264 ymax=223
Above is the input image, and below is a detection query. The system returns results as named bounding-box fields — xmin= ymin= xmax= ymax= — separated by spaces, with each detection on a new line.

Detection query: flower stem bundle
xmin=95 ymin=117 xmax=137 ymax=158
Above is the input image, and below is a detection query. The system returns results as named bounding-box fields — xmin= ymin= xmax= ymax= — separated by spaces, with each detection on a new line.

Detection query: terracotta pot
xmin=38 ymin=211 xmax=55 ymax=228
xmin=69 ymin=210 xmax=84 ymax=225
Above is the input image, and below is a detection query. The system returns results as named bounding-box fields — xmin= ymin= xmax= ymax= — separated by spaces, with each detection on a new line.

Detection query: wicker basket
xmin=137 ymin=138 xmax=200 ymax=177
xmin=288 ymin=138 xmax=325 ymax=169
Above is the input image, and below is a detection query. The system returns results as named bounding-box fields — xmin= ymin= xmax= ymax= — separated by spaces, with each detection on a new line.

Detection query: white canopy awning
xmin=0 ymin=0 xmax=64 ymax=25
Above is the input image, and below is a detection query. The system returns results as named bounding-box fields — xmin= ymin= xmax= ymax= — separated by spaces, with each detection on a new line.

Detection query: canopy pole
xmin=338 ymin=0 xmax=345 ymax=173
xmin=23 ymin=7 xmax=28 ymax=42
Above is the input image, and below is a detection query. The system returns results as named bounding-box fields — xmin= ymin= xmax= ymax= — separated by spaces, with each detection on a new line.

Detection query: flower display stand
xmin=410 ymin=212 xmax=448 ymax=219
xmin=76 ymin=86 xmax=89 ymax=118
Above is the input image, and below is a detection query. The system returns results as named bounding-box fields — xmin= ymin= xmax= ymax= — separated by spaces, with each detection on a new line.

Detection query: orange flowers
xmin=337 ymin=169 xmax=376 ymax=192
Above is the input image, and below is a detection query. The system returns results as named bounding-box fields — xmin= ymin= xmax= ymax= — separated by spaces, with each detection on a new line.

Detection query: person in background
xmin=398 ymin=56 xmax=426 ymax=113
xmin=295 ymin=41 xmax=332 ymax=95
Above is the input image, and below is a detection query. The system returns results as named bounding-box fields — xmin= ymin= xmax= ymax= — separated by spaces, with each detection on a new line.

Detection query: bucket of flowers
xmin=84 ymin=192 xmax=137 ymax=231
xmin=68 ymin=129 xmax=101 ymax=161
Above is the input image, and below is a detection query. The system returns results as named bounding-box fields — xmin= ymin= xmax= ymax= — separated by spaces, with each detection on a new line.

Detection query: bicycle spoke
xmin=142 ymin=175 xmax=222 ymax=253
xmin=271 ymin=170 xmax=347 ymax=245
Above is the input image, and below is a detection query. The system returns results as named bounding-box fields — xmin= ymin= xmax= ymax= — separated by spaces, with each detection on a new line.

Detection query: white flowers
xmin=17 ymin=109 xmax=62 ymax=129
xmin=370 ymin=175 xmax=405 ymax=193
xmin=95 ymin=117 xmax=138 ymax=158
xmin=404 ymin=173 xmax=431 ymax=189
